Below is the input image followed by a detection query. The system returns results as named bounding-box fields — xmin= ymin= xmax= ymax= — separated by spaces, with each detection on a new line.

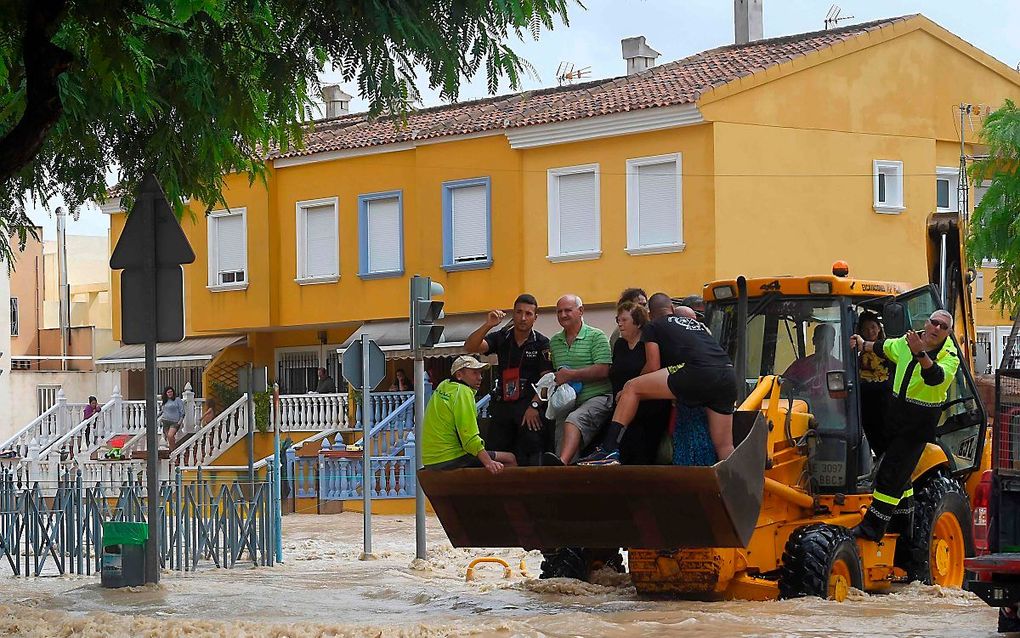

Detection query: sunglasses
xmin=927 ymin=317 xmax=950 ymax=331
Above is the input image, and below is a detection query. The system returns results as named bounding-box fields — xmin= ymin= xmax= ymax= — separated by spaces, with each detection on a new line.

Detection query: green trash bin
xmin=101 ymin=522 xmax=148 ymax=587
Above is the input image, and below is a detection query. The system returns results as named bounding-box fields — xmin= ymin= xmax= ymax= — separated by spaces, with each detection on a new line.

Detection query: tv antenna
xmin=556 ymin=61 xmax=590 ymax=86
xmin=824 ymin=5 xmax=854 ymax=30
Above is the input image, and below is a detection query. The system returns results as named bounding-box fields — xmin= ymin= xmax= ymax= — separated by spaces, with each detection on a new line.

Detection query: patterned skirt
xmin=672 ymin=404 xmax=718 ymax=467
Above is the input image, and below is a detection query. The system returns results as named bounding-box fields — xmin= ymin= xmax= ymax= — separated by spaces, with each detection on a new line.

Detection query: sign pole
xmin=142 ymin=191 xmax=160 ymax=585
xmin=246 ymin=363 xmax=255 ymax=486
xmin=412 ymin=277 xmax=427 ymax=561
xmin=361 ymin=333 xmax=373 ymax=558
xmin=273 ymin=382 xmax=283 ymax=563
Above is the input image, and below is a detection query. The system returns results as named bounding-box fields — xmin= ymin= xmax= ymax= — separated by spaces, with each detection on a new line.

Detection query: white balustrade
xmin=171 ymin=394 xmax=249 ymax=468
xmin=276 ymin=393 xmax=348 ymax=432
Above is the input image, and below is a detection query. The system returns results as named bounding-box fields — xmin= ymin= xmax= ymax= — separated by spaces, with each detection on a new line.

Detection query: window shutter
xmin=557 ymin=172 xmax=597 ymax=254
xmin=451 ymin=184 xmax=488 ymax=262
xmin=215 ymin=214 xmax=245 ymax=276
xmin=303 ymin=204 xmax=337 ymax=277
xmin=367 ymin=197 xmax=401 ymax=273
xmin=636 ymin=161 xmax=680 ymax=247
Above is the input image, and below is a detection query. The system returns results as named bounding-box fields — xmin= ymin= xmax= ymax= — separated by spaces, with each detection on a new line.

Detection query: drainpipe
xmin=56 ymin=207 xmax=70 ymax=371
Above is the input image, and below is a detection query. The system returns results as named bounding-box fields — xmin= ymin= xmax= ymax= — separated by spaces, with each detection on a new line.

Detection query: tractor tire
xmin=901 ymin=470 xmax=973 ymax=587
xmin=539 ymin=547 xmax=588 ymax=580
xmin=539 ymin=548 xmax=625 ymax=580
xmin=999 ymin=607 xmax=1020 ymax=634
xmin=779 ymin=524 xmax=864 ymax=601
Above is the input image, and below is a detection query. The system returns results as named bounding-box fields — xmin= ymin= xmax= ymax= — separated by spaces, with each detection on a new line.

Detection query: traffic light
xmin=410 ymin=275 xmax=445 ymax=349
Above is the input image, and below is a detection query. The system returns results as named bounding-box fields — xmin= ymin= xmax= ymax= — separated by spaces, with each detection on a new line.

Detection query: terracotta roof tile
xmin=271 ymin=15 xmax=914 ymax=159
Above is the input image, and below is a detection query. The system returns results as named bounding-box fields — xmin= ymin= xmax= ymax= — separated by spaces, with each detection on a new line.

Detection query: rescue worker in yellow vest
xmin=848 ymin=309 xmax=960 ymax=541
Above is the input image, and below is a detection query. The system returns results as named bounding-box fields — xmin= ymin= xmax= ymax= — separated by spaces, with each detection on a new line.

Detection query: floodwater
xmin=0 ymin=513 xmax=1003 ymax=637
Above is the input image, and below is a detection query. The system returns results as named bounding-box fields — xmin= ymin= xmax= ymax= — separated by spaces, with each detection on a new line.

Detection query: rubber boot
xmin=852 ymin=498 xmax=897 ymax=541
xmin=888 ymin=495 xmax=915 ymax=541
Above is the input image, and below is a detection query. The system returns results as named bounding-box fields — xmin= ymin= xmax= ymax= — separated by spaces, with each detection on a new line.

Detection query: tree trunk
xmin=0 ymin=0 xmax=73 ymax=183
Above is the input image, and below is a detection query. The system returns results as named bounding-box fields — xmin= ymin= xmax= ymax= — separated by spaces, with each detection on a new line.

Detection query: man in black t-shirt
xmin=580 ymin=305 xmax=737 ymax=466
xmin=465 ymin=294 xmax=554 ymax=466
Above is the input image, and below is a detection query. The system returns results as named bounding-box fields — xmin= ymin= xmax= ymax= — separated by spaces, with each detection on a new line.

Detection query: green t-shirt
xmin=421 ymin=379 xmax=485 ymax=466
xmin=549 ymin=322 xmax=613 ymax=404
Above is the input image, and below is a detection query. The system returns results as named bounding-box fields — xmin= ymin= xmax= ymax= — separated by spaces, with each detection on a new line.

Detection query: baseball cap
xmin=450 ymin=355 xmax=489 ymax=376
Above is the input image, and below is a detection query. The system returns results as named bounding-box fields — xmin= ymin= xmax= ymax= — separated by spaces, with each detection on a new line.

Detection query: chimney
xmin=734 ymin=0 xmax=764 ymax=45
xmin=621 ymin=36 xmax=660 ymax=76
xmin=320 ymin=84 xmax=352 ymax=118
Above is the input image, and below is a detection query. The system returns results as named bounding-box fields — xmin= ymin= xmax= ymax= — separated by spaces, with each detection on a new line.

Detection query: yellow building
xmin=103 ymin=14 xmax=1020 ymax=391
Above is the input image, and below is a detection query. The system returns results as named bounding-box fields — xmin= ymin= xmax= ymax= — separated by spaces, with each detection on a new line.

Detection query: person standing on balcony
xmin=388 ymin=369 xmax=412 ymax=392
xmin=465 ymin=294 xmax=554 ymax=466
xmin=158 ymin=386 xmax=186 ymax=450
xmin=315 ymin=367 xmax=336 ymax=394
xmin=422 ymin=355 xmax=517 ymax=474
xmin=83 ymin=396 xmax=100 ymax=420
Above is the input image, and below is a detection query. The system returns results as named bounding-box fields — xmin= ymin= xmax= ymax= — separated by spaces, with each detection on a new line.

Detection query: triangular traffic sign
xmin=110 ymin=174 xmax=196 ymax=270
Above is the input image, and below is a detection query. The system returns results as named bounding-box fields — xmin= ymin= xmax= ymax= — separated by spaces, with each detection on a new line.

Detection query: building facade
xmin=104 ymin=15 xmax=1020 ymax=392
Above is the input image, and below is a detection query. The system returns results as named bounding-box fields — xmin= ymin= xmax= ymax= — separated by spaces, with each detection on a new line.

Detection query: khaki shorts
xmin=556 ymin=394 xmax=612 ymax=453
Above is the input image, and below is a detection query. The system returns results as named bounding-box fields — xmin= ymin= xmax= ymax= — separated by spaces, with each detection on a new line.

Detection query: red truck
xmin=966 ymin=368 xmax=1020 ymax=633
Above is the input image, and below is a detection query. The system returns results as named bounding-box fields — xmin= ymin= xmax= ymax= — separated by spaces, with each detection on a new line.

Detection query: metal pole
xmin=142 ymin=188 xmax=160 ymax=585
xmin=273 ymin=382 xmax=283 ymax=563
xmin=414 ymin=350 xmax=426 ymax=560
xmin=361 ymin=333 xmax=373 ymax=558
xmin=55 ymin=207 xmax=69 ymax=372
xmin=247 ymin=363 xmax=255 ymax=486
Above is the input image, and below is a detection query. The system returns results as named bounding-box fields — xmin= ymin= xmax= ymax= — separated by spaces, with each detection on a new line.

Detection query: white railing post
xmin=111 ymin=385 xmax=123 ymax=433
xmin=55 ymin=389 xmax=69 ymax=439
xmin=183 ymin=382 xmax=195 ymax=434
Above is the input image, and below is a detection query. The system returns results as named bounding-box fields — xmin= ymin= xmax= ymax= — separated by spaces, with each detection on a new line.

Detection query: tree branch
xmin=0 ymin=0 xmax=73 ymax=182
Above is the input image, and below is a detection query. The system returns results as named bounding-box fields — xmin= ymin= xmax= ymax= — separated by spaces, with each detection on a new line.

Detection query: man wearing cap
xmin=465 ymin=294 xmax=553 ymax=466
xmin=422 ymin=355 xmax=518 ymax=474
xmin=849 ymin=309 xmax=960 ymax=541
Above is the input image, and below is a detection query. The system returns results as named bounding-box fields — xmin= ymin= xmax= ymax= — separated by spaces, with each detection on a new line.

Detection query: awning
xmin=338 ymin=305 xmax=619 ymax=361
xmin=96 ymin=335 xmax=246 ymax=371
xmin=338 ymin=314 xmax=485 ymax=361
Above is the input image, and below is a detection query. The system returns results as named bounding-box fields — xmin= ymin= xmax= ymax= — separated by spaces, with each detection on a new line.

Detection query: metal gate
xmin=0 ymin=467 xmax=279 ymax=576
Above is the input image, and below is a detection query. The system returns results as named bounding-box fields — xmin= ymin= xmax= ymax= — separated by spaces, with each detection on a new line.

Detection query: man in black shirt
xmin=580 ymin=296 xmax=737 ymax=465
xmin=465 ymin=294 xmax=553 ymax=466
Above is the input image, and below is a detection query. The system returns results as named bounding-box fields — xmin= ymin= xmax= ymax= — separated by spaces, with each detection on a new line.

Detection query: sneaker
xmin=541 ymin=452 xmax=565 ymax=467
xmin=577 ymin=448 xmax=620 ymax=466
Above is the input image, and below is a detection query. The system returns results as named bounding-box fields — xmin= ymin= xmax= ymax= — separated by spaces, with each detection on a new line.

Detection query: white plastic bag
xmin=545 ymin=383 xmax=577 ymax=421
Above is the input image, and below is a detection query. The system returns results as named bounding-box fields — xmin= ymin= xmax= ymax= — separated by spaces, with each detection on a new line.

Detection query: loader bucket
xmin=418 ymin=410 xmax=767 ymax=550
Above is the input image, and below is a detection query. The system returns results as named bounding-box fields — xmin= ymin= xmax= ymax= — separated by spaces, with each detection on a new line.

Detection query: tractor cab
xmin=703 ymin=273 xmax=987 ymax=498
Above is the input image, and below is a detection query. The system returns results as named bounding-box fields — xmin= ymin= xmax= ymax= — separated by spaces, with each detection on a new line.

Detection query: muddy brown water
xmin=0 ymin=513 xmax=1002 ymax=637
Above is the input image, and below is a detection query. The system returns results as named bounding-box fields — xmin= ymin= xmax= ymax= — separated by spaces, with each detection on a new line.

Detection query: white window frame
xmin=625 ymin=153 xmax=684 ymax=255
xmin=547 ymin=163 xmax=601 ymax=262
xmin=936 ymin=166 xmax=959 ymax=213
xmin=207 ymin=208 xmax=249 ymax=291
xmin=873 ymin=160 xmax=904 ymax=214
xmin=976 ymin=270 xmax=986 ymax=300
xmin=295 ymin=197 xmax=340 ymax=284
xmin=10 ymin=297 xmax=18 ymax=337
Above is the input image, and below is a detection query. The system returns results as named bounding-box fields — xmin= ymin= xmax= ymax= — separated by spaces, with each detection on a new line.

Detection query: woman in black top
xmin=857 ymin=311 xmax=894 ymax=456
xmin=610 ymin=302 xmax=671 ymax=464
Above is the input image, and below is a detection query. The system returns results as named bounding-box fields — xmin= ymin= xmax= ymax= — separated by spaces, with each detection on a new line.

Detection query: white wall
xmin=2 ymin=370 xmax=119 ymax=441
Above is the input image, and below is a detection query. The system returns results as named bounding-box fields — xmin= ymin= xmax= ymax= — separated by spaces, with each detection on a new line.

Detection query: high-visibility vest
xmin=880 ymin=335 xmax=959 ymax=407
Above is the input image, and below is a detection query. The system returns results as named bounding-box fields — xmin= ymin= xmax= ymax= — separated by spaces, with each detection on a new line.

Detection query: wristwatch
xmin=530 ymin=401 xmax=541 ymax=410
xmin=914 ymin=351 xmax=928 ymax=359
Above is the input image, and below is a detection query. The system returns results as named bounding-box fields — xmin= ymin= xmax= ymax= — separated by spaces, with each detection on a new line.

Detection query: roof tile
xmin=271 ymin=15 xmax=914 ymax=159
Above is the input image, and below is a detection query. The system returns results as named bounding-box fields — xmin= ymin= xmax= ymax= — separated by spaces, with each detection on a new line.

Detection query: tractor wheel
xmin=539 ymin=547 xmax=588 ymax=580
xmin=539 ymin=548 xmax=625 ymax=580
xmin=779 ymin=524 xmax=863 ymax=602
xmin=902 ymin=470 xmax=973 ymax=587
xmin=999 ymin=607 xmax=1020 ymax=634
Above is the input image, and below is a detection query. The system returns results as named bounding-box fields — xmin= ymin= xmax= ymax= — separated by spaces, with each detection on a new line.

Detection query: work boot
xmin=852 ymin=498 xmax=896 ymax=541
xmin=888 ymin=496 xmax=915 ymax=541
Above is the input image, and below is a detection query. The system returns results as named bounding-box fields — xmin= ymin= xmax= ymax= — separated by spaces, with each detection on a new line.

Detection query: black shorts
xmin=424 ymin=451 xmax=491 ymax=471
xmin=665 ymin=364 xmax=737 ymax=415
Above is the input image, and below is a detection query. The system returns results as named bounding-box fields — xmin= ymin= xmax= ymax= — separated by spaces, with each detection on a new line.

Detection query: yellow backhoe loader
xmin=419 ymin=213 xmax=990 ymax=601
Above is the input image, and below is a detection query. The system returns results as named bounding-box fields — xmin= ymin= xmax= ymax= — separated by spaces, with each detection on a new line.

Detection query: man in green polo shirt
xmin=422 ymin=355 xmax=518 ymax=474
xmin=547 ymin=294 xmax=613 ymax=464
